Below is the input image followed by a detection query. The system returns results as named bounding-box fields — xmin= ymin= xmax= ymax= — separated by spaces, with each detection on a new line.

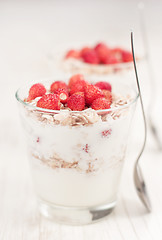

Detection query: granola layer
xmin=26 ymin=93 xmax=132 ymax=126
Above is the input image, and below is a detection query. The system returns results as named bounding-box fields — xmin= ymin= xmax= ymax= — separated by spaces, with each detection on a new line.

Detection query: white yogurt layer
xmin=31 ymin=159 xmax=123 ymax=207
xmin=19 ymin=102 xmax=134 ymax=207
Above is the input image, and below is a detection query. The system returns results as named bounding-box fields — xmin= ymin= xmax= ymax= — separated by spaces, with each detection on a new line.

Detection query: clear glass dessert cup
xmin=16 ymin=79 xmax=139 ymax=225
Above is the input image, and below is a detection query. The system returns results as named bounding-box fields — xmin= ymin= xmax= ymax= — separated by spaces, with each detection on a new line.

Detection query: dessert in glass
xmin=16 ymin=73 xmax=138 ymax=225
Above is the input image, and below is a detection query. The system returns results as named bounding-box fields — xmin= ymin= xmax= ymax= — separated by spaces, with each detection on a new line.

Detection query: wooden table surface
xmin=0 ymin=1 xmax=162 ymax=239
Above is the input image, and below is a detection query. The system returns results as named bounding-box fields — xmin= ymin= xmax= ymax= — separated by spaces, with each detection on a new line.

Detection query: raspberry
xmin=68 ymin=74 xmax=85 ymax=88
xmin=50 ymin=81 xmax=67 ymax=93
xmin=121 ymin=50 xmax=133 ymax=62
xmin=27 ymin=83 xmax=46 ymax=101
xmin=91 ymin=97 xmax=111 ymax=110
xmin=94 ymin=81 xmax=112 ymax=91
xmin=101 ymin=129 xmax=112 ymax=137
xmin=102 ymin=90 xmax=112 ymax=104
xmin=55 ymin=88 xmax=69 ymax=104
xmin=82 ymin=49 xmax=99 ymax=64
xmin=84 ymin=84 xmax=104 ymax=105
xmin=67 ymin=93 xmax=85 ymax=111
xmin=70 ymin=80 xmax=87 ymax=95
xmin=37 ymin=94 xmax=61 ymax=110
xmin=94 ymin=43 xmax=110 ymax=63
xmin=65 ymin=49 xmax=80 ymax=59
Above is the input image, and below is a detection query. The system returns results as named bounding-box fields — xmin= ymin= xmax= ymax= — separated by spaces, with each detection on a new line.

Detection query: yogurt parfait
xmin=16 ymin=74 xmax=138 ymax=224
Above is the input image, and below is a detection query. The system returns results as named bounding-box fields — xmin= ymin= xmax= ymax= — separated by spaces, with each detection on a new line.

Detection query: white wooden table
xmin=0 ymin=1 xmax=162 ymax=239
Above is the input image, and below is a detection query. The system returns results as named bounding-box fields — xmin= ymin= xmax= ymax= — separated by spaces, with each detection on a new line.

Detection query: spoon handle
xmin=131 ymin=32 xmax=147 ymax=164
xmin=131 ymin=32 xmax=152 ymax=212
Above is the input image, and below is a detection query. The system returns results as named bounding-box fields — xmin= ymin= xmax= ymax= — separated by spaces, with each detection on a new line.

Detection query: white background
xmin=0 ymin=0 xmax=162 ymax=239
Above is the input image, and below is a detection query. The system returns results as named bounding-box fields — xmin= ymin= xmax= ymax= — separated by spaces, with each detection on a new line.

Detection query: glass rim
xmin=15 ymin=83 xmax=139 ymax=114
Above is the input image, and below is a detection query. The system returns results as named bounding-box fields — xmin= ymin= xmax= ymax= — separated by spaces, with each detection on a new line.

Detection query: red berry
xmin=37 ymin=94 xmax=61 ymax=110
xmin=91 ymin=97 xmax=111 ymax=110
xmin=94 ymin=43 xmax=108 ymax=51
xmin=55 ymin=88 xmax=69 ymax=104
xmin=110 ymin=48 xmax=123 ymax=62
xmin=94 ymin=81 xmax=112 ymax=91
xmin=103 ymin=55 xmax=119 ymax=64
xmin=27 ymin=83 xmax=46 ymax=101
xmin=84 ymin=84 xmax=104 ymax=105
xmin=102 ymin=90 xmax=112 ymax=104
xmin=121 ymin=50 xmax=133 ymax=62
xmin=50 ymin=81 xmax=67 ymax=93
xmin=94 ymin=43 xmax=110 ymax=63
xmin=80 ymin=47 xmax=91 ymax=57
xmin=111 ymin=47 xmax=123 ymax=54
xmin=68 ymin=74 xmax=85 ymax=88
xmin=101 ymin=129 xmax=112 ymax=137
xmin=67 ymin=93 xmax=85 ymax=111
xmin=70 ymin=80 xmax=87 ymax=95
xmin=65 ymin=49 xmax=80 ymax=59
xmin=82 ymin=49 xmax=99 ymax=64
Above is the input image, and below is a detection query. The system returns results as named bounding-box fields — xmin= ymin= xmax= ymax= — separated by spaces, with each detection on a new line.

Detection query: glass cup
xmin=16 ymin=77 xmax=139 ymax=225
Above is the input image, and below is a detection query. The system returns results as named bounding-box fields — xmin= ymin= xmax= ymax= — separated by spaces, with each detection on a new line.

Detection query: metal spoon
xmin=138 ymin=2 xmax=162 ymax=150
xmin=131 ymin=32 xmax=152 ymax=212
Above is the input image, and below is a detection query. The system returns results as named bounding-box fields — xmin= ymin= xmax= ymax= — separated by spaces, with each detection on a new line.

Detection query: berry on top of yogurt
xmin=67 ymin=93 xmax=85 ymax=111
xmin=94 ymin=81 xmax=112 ymax=92
xmin=82 ymin=49 xmax=100 ymax=64
xmin=68 ymin=74 xmax=86 ymax=88
xmin=55 ymin=88 xmax=69 ymax=104
xmin=26 ymin=74 xmax=113 ymax=111
xmin=69 ymin=79 xmax=87 ymax=95
xmin=37 ymin=94 xmax=61 ymax=110
xmin=91 ymin=97 xmax=111 ymax=110
xmin=50 ymin=81 xmax=68 ymax=93
xmin=84 ymin=84 xmax=104 ymax=106
xmin=121 ymin=50 xmax=133 ymax=62
xmin=94 ymin=43 xmax=111 ymax=64
xmin=27 ymin=83 xmax=46 ymax=101
xmin=65 ymin=49 xmax=80 ymax=59
xmin=102 ymin=90 xmax=112 ymax=104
